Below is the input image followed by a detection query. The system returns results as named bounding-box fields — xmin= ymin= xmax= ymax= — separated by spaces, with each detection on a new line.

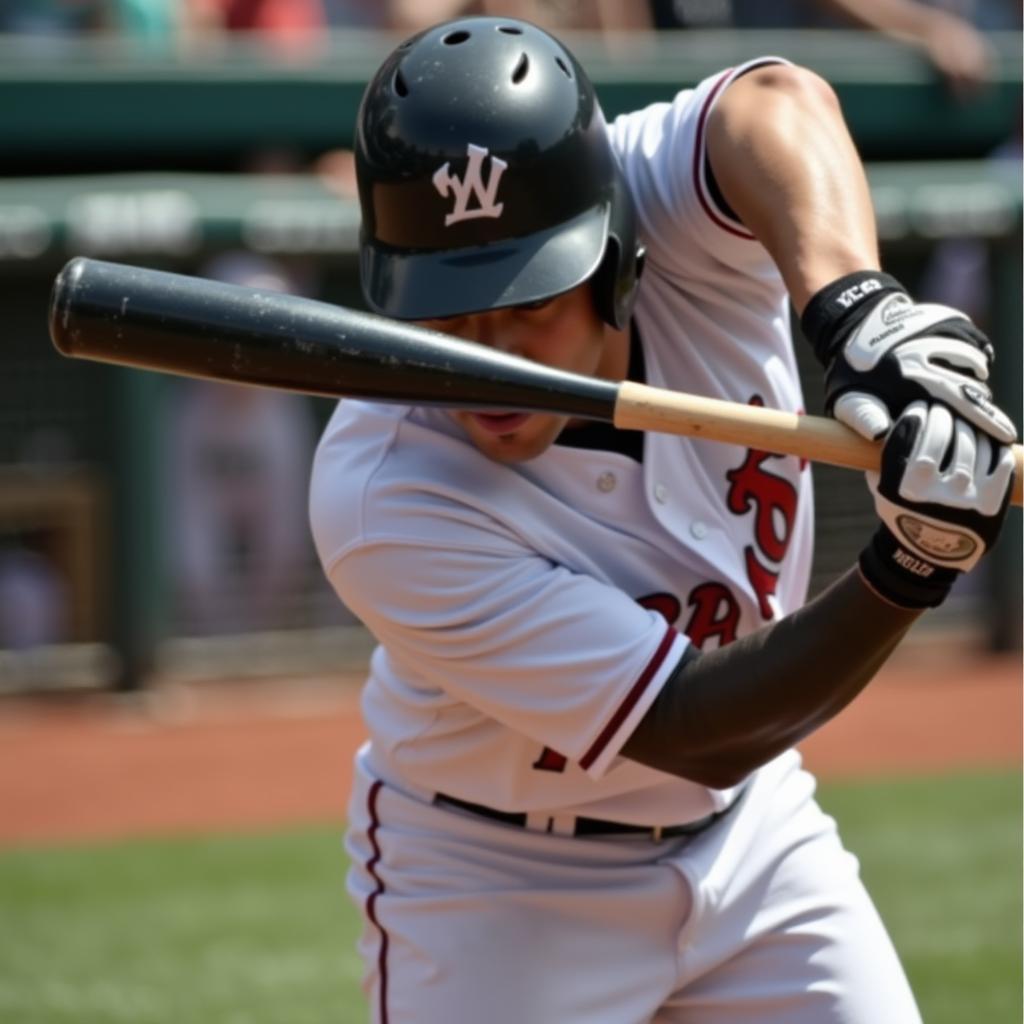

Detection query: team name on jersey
xmin=684 ymin=396 xmax=801 ymax=650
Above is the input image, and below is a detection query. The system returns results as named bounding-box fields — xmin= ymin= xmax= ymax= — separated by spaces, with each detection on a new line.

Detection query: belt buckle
xmin=651 ymin=824 xmax=663 ymax=842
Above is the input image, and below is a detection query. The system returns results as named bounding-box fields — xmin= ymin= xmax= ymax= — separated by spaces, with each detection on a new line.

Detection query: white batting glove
xmin=800 ymin=271 xmax=1016 ymax=444
xmin=859 ymin=401 xmax=1015 ymax=608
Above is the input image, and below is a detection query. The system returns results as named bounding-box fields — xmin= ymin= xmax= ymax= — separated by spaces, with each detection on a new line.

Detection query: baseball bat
xmin=49 ymin=258 xmax=1022 ymax=507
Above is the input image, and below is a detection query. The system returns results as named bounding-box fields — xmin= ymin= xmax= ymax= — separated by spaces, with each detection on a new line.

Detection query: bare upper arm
xmin=704 ymin=64 xmax=879 ymax=313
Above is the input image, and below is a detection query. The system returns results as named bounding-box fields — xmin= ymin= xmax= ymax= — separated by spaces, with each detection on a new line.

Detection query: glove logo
xmin=433 ymin=144 xmax=508 ymax=227
xmin=879 ymin=294 xmax=914 ymax=326
xmin=857 ymin=297 xmax=918 ymax=353
xmin=897 ymin=514 xmax=977 ymax=562
xmin=961 ymin=381 xmax=996 ymax=411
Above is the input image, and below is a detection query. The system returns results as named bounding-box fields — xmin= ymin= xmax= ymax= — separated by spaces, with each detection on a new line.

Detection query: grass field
xmin=0 ymin=771 xmax=1019 ymax=1023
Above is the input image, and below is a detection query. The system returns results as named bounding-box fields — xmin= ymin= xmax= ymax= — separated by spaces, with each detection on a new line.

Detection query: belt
xmin=433 ymin=788 xmax=746 ymax=841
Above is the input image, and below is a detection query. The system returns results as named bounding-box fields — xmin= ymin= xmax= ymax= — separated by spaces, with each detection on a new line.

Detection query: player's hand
xmin=800 ymin=271 xmax=1016 ymax=444
xmin=859 ymin=401 xmax=1015 ymax=609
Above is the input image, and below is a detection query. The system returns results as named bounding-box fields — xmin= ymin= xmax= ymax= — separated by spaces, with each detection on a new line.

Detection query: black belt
xmin=433 ymin=788 xmax=745 ymax=841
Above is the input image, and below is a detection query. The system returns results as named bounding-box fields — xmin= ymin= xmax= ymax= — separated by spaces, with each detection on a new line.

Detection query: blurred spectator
xmin=823 ymin=0 xmax=998 ymax=100
xmin=0 ymin=1 xmax=100 ymax=34
xmin=938 ymin=0 xmax=1020 ymax=32
xmin=321 ymin=0 xmax=392 ymax=27
xmin=164 ymin=252 xmax=318 ymax=636
xmin=0 ymin=0 xmax=104 ymax=44
xmin=381 ymin=1 xmax=652 ymax=32
xmin=0 ymin=1 xmax=209 ymax=56
xmin=105 ymin=0 xmax=183 ymax=49
xmin=0 ymin=532 xmax=70 ymax=650
xmin=313 ymin=147 xmax=359 ymax=199
xmin=187 ymin=0 xmax=328 ymax=56
xmin=917 ymin=133 xmax=1021 ymax=327
xmin=648 ymin=0 xmax=1003 ymax=101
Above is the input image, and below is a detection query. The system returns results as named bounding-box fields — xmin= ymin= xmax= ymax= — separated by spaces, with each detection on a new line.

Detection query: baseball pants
xmin=344 ymin=746 xmax=922 ymax=1023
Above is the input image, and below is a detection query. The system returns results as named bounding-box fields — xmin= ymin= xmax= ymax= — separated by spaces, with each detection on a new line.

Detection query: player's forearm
xmin=622 ymin=569 xmax=920 ymax=788
xmin=705 ymin=64 xmax=879 ymax=314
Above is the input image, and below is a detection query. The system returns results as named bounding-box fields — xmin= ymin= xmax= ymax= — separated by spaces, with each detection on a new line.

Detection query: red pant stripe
xmin=365 ymin=779 xmax=389 ymax=1024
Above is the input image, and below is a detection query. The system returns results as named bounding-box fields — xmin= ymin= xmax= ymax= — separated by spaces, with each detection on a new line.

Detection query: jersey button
xmin=597 ymin=471 xmax=617 ymax=493
xmin=690 ymin=521 xmax=708 ymax=540
xmin=653 ymin=483 xmax=668 ymax=504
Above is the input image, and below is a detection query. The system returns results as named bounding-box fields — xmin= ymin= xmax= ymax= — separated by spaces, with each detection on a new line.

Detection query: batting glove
xmin=860 ymin=401 xmax=1015 ymax=609
xmin=800 ymin=270 xmax=1016 ymax=445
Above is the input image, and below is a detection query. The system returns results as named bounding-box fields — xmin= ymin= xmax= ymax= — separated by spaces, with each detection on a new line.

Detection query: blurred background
xmin=0 ymin=0 xmax=1020 ymax=692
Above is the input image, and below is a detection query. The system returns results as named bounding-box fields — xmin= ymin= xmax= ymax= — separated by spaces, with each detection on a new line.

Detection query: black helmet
xmin=354 ymin=16 xmax=643 ymax=328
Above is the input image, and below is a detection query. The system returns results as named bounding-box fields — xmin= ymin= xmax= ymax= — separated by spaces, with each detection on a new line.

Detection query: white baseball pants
xmin=344 ymin=746 xmax=922 ymax=1024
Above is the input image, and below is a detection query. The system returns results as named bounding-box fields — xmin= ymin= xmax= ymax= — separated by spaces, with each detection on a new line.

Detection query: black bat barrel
xmin=49 ymin=257 xmax=620 ymax=421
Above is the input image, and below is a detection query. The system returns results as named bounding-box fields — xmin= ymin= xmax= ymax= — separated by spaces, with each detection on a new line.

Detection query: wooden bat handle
xmin=615 ymin=381 xmax=1024 ymax=508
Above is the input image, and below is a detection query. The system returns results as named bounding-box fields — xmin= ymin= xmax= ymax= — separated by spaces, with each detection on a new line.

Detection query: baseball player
xmin=309 ymin=17 xmax=1016 ymax=1023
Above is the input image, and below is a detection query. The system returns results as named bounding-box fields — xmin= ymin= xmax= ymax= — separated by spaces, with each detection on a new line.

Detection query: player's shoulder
xmin=610 ymin=58 xmax=794 ymax=126
xmin=609 ymin=56 xmax=792 ymax=151
xmin=311 ymin=400 xmax=495 ymax=504
xmin=311 ymin=399 xmax=406 ymax=504
xmin=609 ymin=57 xmax=792 ymax=280
xmin=309 ymin=401 xmax=527 ymax=575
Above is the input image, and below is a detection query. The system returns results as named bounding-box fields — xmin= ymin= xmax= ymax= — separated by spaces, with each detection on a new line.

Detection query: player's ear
xmin=591 ymin=242 xmax=645 ymax=328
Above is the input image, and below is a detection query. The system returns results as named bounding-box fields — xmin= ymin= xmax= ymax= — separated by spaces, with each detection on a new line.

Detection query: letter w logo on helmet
xmin=432 ymin=144 xmax=508 ymax=226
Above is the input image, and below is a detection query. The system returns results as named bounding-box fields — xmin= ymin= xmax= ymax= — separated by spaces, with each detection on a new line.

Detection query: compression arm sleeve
xmin=621 ymin=568 xmax=920 ymax=788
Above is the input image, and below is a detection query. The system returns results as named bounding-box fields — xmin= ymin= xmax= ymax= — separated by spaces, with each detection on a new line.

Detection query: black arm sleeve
xmin=621 ymin=568 xmax=920 ymax=788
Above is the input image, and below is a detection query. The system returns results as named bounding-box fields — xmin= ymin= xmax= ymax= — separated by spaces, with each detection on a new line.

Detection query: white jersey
xmin=310 ymin=60 xmax=813 ymax=827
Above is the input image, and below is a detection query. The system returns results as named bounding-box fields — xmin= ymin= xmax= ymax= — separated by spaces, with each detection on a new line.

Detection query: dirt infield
xmin=0 ymin=644 xmax=1019 ymax=847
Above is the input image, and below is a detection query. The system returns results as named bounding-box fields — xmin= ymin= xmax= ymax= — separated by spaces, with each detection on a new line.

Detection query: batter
xmin=310 ymin=17 xmax=1015 ymax=1023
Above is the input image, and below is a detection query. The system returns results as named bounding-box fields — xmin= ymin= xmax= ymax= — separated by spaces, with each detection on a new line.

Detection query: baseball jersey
xmin=310 ymin=59 xmax=814 ymax=827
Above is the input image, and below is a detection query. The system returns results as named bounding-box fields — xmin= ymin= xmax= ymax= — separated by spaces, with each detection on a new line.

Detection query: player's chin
xmin=460 ymin=411 xmax=566 ymax=462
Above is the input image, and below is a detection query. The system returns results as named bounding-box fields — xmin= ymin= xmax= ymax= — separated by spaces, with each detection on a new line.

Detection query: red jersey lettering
xmin=683 ymin=582 xmax=740 ymax=649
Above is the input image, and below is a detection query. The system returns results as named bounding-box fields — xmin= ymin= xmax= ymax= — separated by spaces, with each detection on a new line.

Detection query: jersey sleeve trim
xmin=693 ymin=58 xmax=788 ymax=241
xmin=580 ymin=625 xmax=685 ymax=776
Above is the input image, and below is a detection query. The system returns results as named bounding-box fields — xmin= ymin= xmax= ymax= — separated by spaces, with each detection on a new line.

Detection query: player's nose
xmin=477 ymin=312 xmax=524 ymax=356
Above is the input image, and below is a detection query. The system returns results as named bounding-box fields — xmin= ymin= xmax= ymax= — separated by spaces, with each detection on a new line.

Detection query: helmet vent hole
xmin=393 ymin=69 xmax=409 ymax=97
xmin=511 ymin=52 xmax=530 ymax=84
xmin=555 ymin=56 xmax=572 ymax=79
xmin=442 ymin=30 xmax=471 ymax=45
xmin=498 ymin=25 xmax=523 ymax=34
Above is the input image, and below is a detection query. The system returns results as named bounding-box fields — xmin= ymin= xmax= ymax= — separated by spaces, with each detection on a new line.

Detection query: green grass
xmin=817 ymin=771 xmax=1022 ymax=1024
xmin=0 ymin=772 xmax=1019 ymax=1023
xmin=0 ymin=828 xmax=364 ymax=1023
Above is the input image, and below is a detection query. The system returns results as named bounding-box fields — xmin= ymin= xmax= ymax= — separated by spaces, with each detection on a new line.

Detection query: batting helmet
xmin=354 ymin=17 xmax=643 ymax=328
